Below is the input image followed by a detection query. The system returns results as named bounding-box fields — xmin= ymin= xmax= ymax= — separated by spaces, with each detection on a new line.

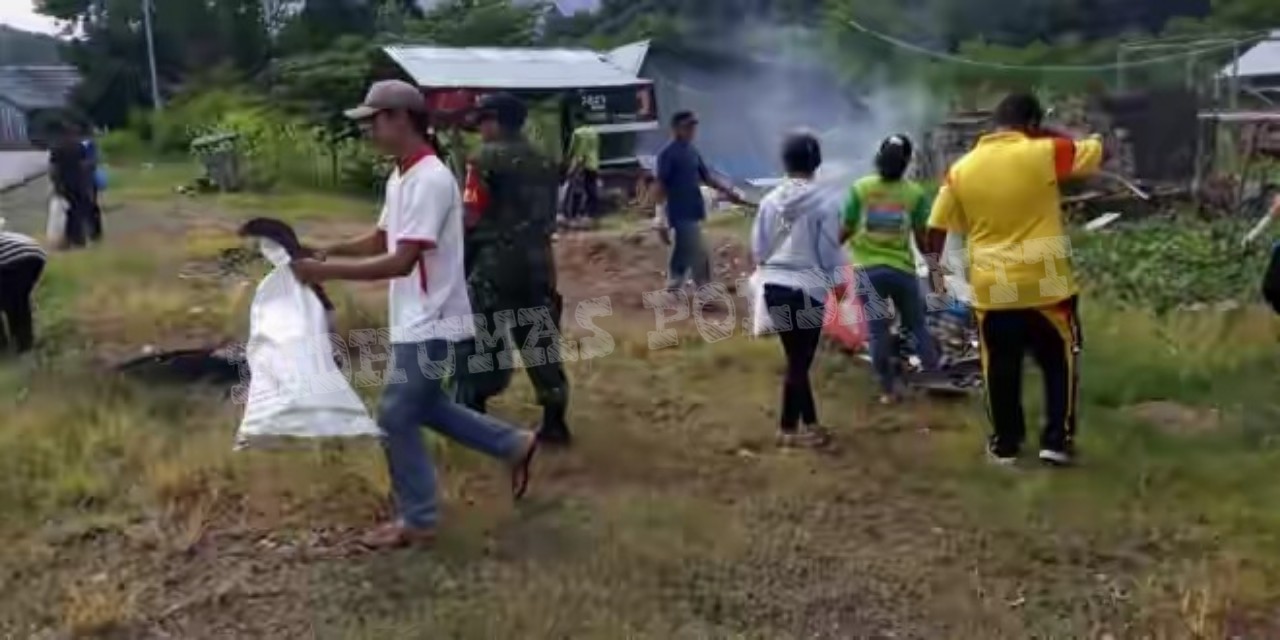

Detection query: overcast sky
xmin=1 ymin=1 xmax=61 ymax=34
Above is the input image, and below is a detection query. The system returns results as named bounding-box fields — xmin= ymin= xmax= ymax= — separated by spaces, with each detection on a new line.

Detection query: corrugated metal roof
xmin=0 ymin=66 xmax=81 ymax=111
xmin=383 ymin=44 xmax=650 ymax=90
xmin=605 ymin=40 xmax=649 ymax=76
xmin=1220 ymin=31 xmax=1280 ymax=79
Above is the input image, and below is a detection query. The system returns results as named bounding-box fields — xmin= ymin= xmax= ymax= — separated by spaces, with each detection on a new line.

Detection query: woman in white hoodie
xmin=750 ymin=132 xmax=850 ymax=448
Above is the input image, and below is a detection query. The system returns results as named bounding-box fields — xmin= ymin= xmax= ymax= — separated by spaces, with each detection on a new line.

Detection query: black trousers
xmin=87 ymin=186 xmax=104 ymax=242
xmin=582 ymin=169 xmax=599 ymax=218
xmin=0 ymin=258 xmax=45 ymax=353
xmin=62 ymin=187 xmax=101 ymax=247
xmin=563 ymin=170 xmax=599 ymax=220
xmin=976 ymin=296 xmax=1082 ymax=456
xmin=764 ymin=284 xmax=826 ymax=432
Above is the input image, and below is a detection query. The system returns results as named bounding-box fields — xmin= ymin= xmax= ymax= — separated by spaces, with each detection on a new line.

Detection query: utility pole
xmin=1229 ymin=41 xmax=1240 ymax=111
xmin=142 ymin=0 xmax=162 ymax=111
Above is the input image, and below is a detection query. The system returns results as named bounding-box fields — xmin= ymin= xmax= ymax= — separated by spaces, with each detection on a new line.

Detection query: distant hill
xmin=0 ymin=25 xmax=62 ymax=66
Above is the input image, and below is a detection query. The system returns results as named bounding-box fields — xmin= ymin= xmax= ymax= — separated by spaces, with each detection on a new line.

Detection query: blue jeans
xmin=379 ymin=340 xmax=526 ymax=529
xmin=666 ymin=220 xmax=710 ymax=289
xmin=857 ymin=265 xmax=940 ymax=394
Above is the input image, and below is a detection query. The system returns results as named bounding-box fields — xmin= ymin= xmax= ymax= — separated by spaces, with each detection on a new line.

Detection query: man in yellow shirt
xmin=925 ymin=93 xmax=1103 ymax=467
xmin=565 ymin=119 xmax=601 ymax=225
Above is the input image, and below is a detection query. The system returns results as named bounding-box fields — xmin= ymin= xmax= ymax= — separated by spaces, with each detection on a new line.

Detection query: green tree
xmin=1209 ymin=0 xmax=1280 ymax=29
xmin=400 ymin=0 xmax=544 ymax=47
xmin=37 ymin=0 xmax=271 ymax=125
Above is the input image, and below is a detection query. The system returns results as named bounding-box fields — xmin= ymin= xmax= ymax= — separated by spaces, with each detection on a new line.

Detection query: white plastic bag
xmin=46 ymin=196 xmax=67 ymax=247
xmin=235 ymin=239 xmax=379 ymax=449
xmin=747 ymin=271 xmax=772 ymax=337
xmin=651 ymin=203 xmax=666 ymax=229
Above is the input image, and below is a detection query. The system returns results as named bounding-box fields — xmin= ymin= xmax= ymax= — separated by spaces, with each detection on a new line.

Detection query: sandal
xmin=777 ymin=426 xmax=832 ymax=449
xmin=359 ymin=520 xmax=436 ymax=550
xmin=510 ymin=435 xmax=539 ymax=500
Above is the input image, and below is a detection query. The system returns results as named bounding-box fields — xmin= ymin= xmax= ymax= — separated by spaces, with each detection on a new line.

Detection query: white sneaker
xmin=1038 ymin=449 xmax=1074 ymax=467
xmin=986 ymin=445 xmax=1017 ymax=467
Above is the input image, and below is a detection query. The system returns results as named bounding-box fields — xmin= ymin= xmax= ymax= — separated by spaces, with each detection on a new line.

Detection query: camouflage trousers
xmin=454 ymin=277 xmax=569 ymax=412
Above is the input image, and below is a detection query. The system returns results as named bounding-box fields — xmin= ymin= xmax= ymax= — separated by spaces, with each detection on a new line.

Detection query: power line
xmin=842 ymin=15 xmax=1265 ymax=73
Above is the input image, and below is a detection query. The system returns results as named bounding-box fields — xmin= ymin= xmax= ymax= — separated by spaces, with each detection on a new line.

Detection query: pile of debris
xmin=921 ymin=91 xmax=1205 ymax=223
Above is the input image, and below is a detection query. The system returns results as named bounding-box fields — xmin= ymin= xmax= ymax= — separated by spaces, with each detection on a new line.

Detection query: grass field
xmin=2 ymin=164 xmax=1280 ymax=638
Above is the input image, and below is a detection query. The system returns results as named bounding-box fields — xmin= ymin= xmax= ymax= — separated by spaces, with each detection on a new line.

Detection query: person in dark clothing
xmin=749 ymin=132 xmax=849 ymax=448
xmin=0 ymin=231 xmax=47 ymax=354
xmin=79 ymin=122 xmax=104 ymax=242
xmin=47 ymin=121 xmax=93 ymax=249
xmin=456 ymin=92 xmax=573 ymax=447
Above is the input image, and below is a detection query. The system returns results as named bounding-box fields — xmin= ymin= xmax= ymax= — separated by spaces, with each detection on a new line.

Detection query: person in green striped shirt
xmin=841 ymin=134 xmax=940 ymax=403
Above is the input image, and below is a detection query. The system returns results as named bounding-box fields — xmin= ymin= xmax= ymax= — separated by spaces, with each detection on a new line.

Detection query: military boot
xmin=536 ymin=404 xmax=572 ymax=447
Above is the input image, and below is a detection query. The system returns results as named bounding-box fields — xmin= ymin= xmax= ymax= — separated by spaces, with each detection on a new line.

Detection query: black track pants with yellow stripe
xmin=975 ymin=296 xmax=1082 ymax=457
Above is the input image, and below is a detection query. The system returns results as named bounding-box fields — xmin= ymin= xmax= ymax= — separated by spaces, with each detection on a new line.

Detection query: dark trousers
xmin=582 ymin=169 xmax=599 ymax=218
xmin=0 ymin=258 xmax=44 ymax=353
xmin=858 ymin=265 xmax=940 ymax=394
xmin=455 ymin=283 xmax=569 ymax=418
xmin=62 ymin=190 xmax=91 ymax=248
xmin=563 ymin=170 xmax=599 ymax=220
xmin=764 ymin=284 xmax=826 ymax=432
xmin=61 ymin=186 xmax=101 ymax=247
xmin=976 ymin=296 xmax=1082 ymax=456
xmin=87 ymin=187 xmax=104 ymax=242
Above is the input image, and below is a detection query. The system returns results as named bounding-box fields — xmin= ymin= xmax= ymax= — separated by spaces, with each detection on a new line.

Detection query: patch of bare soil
xmin=1127 ymin=401 xmax=1226 ymax=435
xmin=553 ymin=226 xmax=752 ymax=331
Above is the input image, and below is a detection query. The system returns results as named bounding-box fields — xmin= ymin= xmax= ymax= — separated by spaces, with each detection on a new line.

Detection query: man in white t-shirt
xmin=291 ymin=80 xmax=538 ymax=550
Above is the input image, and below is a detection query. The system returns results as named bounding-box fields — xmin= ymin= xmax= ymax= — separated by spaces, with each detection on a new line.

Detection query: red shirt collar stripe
xmin=398 ymin=145 xmax=436 ymax=173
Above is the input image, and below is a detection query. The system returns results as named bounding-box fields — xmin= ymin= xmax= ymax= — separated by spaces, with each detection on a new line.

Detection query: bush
xmin=1073 ymin=216 xmax=1268 ymax=313
xmin=95 ymin=129 xmax=142 ymax=160
xmin=118 ymin=86 xmax=385 ymax=194
xmin=146 ymin=88 xmax=265 ymax=154
xmin=336 ymin=136 xmax=392 ymax=195
xmin=113 ymin=86 xmax=574 ymax=196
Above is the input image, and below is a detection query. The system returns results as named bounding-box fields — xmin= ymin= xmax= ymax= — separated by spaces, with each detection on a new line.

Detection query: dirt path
xmin=0 ymin=176 xmax=178 ymax=239
xmin=0 ymin=175 xmax=49 ymax=235
xmin=0 ymin=150 xmax=47 ymax=192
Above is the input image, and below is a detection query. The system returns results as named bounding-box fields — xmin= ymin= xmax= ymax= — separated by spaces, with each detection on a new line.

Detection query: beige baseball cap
xmin=344 ymin=80 xmax=427 ymax=120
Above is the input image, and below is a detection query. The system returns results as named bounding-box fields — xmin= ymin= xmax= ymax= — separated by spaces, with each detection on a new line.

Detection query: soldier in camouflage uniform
xmin=456 ymin=93 xmax=572 ymax=446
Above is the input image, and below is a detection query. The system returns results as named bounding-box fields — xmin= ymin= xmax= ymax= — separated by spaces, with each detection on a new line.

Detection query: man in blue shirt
xmin=652 ymin=111 xmax=744 ymax=291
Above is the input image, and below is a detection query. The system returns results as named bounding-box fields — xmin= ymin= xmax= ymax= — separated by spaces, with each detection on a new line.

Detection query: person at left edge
xmin=0 ymin=230 xmax=46 ymax=354
xmin=455 ymin=92 xmax=573 ymax=447
xmin=293 ymin=79 xmax=538 ymax=550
